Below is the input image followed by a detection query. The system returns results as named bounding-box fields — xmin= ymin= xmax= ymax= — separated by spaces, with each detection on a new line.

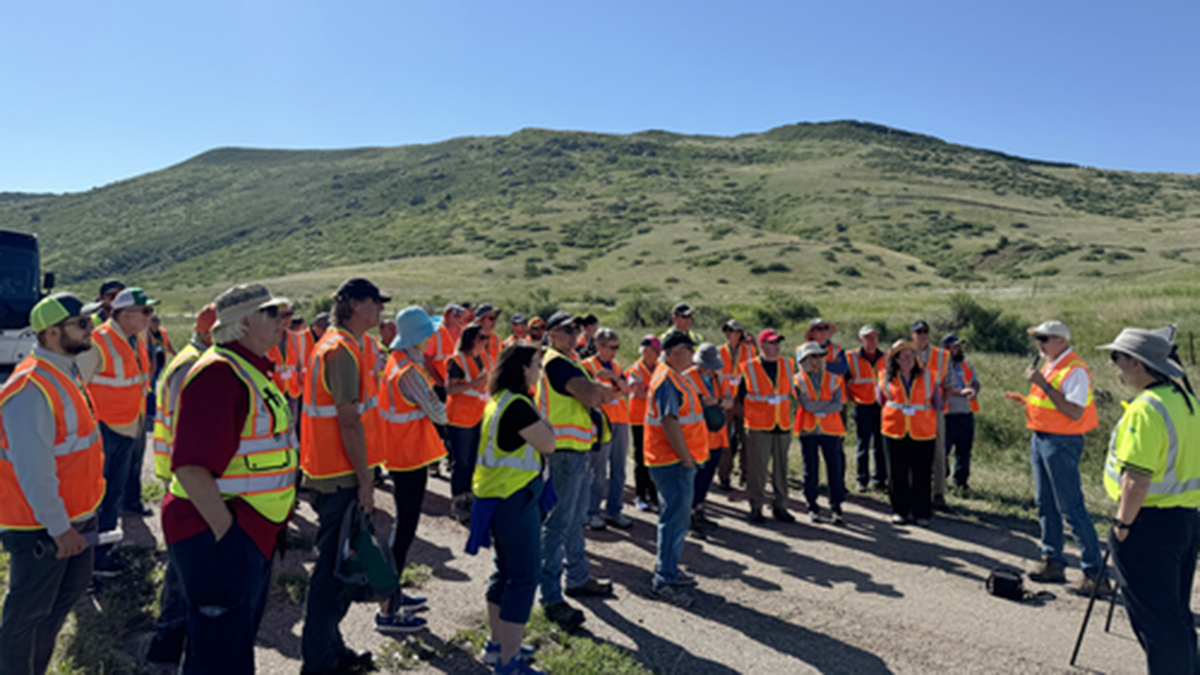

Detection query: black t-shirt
xmin=448 ymin=355 xmax=485 ymax=382
xmin=497 ymin=395 xmax=541 ymax=453
xmin=545 ymin=355 xmax=586 ymax=396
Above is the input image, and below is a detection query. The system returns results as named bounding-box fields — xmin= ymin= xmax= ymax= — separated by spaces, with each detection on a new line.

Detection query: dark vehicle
xmin=0 ymin=230 xmax=54 ymax=382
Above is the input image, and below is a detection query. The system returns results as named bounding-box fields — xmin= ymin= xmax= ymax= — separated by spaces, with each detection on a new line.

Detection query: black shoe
xmin=544 ymin=601 xmax=585 ymax=629
xmin=144 ymin=631 xmax=184 ymax=665
xmin=564 ymin=578 xmax=613 ymax=598
xmin=773 ymin=508 xmax=796 ymax=524
xmin=933 ymin=497 xmax=951 ymax=513
xmin=335 ymin=648 xmax=375 ymax=673
xmin=748 ymin=509 xmax=766 ymax=524
xmin=694 ymin=511 xmax=719 ymax=530
xmin=716 ymin=480 xmax=733 ymax=492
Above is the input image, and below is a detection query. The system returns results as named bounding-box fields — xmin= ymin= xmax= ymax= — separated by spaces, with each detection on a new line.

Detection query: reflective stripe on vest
xmin=380 ymin=351 xmax=446 ymax=472
xmin=170 ymin=347 xmax=297 ymax=522
xmin=795 ymin=369 xmax=846 ymax=436
xmin=473 ymin=391 xmax=541 ymax=499
xmin=645 ymin=365 xmax=709 ymax=465
xmin=152 ymin=343 xmax=205 ymax=480
xmin=1025 ymin=352 xmax=1098 ymax=434
xmin=742 ymin=356 xmax=794 ymax=430
xmin=300 ymin=328 xmax=385 ymax=478
xmin=536 ymin=348 xmax=596 ymax=450
xmin=1105 ymin=392 xmax=1200 ymax=496
xmin=881 ymin=369 xmax=936 ymax=440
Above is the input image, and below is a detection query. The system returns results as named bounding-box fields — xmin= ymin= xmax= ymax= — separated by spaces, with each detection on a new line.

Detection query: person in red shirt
xmin=162 ymin=283 xmax=296 ymax=675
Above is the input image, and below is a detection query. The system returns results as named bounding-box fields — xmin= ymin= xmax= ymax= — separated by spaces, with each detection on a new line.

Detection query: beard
xmin=61 ymin=335 xmax=93 ymax=356
xmin=951 ymin=352 xmax=964 ymax=363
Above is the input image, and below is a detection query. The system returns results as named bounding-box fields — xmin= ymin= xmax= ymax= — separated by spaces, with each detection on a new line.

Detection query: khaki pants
xmin=932 ymin=410 xmax=947 ymax=500
xmin=747 ymin=431 xmax=791 ymax=512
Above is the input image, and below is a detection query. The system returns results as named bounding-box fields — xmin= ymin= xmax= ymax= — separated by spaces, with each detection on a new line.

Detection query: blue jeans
xmin=801 ymin=435 xmax=846 ymax=512
xmin=97 ymin=423 xmax=136 ymax=565
xmin=853 ymin=403 xmax=886 ymax=487
xmin=1110 ymin=507 xmax=1200 ymax=674
xmin=447 ymin=423 xmax=481 ymax=498
xmin=302 ymin=486 xmax=358 ymax=671
xmin=588 ymin=423 xmax=628 ymax=518
xmin=147 ymin=558 xmax=188 ymax=662
xmin=488 ymin=477 xmax=544 ymax=624
xmin=692 ymin=447 xmax=723 ymax=509
xmin=1029 ymin=432 xmax=1102 ymax=575
xmin=649 ymin=463 xmax=695 ymax=589
xmin=539 ymin=450 xmax=592 ymax=605
xmin=0 ymin=519 xmax=96 ymax=675
xmin=945 ymin=413 xmax=975 ymax=488
xmin=169 ymin=524 xmax=272 ymax=675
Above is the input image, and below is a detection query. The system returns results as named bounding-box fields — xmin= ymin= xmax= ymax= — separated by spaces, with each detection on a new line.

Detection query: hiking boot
xmin=674 ymin=569 xmax=698 ymax=587
xmin=1028 ymin=558 xmax=1067 ymax=583
xmin=773 ymin=508 xmax=796 ymax=524
xmin=748 ymin=508 xmax=766 ymax=524
xmin=1073 ymin=575 xmax=1115 ymax=599
xmin=481 ymin=641 xmax=535 ymax=666
xmin=449 ymin=495 xmax=472 ymax=525
xmin=915 ymin=518 xmax=931 ymax=528
xmin=695 ymin=510 xmax=719 ymax=529
xmin=586 ymin=515 xmax=607 ymax=531
xmin=932 ymin=496 xmax=951 ymax=513
xmin=652 ymin=584 xmax=695 ymax=608
xmin=604 ymin=513 xmax=633 ymax=529
xmin=830 ymin=510 xmax=846 ymax=526
xmin=543 ymin=601 xmax=585 ymax=629
xmin=564 ymin=578 xmax=613 ymax=598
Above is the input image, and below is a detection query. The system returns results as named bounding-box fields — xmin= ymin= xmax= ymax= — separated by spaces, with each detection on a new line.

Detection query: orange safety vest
xmin=793 ymin=369 xmax=846 ymax=436
xmin=484 ymin=333 xmax=501 ymax=366
xmin=719 ymin=342 xmax=755 ymax=388
xmin=741 ymin=356 xmax=795 ymax=431
xmin=426 ymin=324 xmax=458 ymax=384
xmin=846 ymin=348 xmax=886 ymax=405
xmin=379 ymin=351 xmax=447 ymax=472
xmin=291 ymin=328 xmax=314 ymax=385
xmin=918 ymin=346 xmax=949 ymax=384
xmin=583 ymin=356 xmax=629 ymax=425
xmin=1025 ymin=351 xmax=1097 ymax=435
xmin=625 ymin=359 xmax=656 ymax=426
xmin=446 ymin=352 xmax=492 ymax=428
xmin=300 ymin=327 xmax=384 ymax=478
xmin=645 ymin=365 xmax=709 ymax=466
xmin=0 ymin=353 xmax=106 ymax=529
xmin=881 ymin=369 xmax=937 ymax=440
xmin=944 ymin=360 xmax=981 ymax=414
xmin=686 ymin=367 xmax=728 ymax=450
xmin=502 ymin=334 xmax=527 ymax=349
xmin=267 ymin=343 xmax=301 ymax=398
xmin=87 ymin=320 xmax=152 ymax=426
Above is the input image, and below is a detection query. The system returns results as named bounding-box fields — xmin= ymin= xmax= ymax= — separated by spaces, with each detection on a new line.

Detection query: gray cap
xmin=858 ymin=325 xmax=878 ymax=338
xmin=693 ymin=342 xmax=724 ymax=371
xmin=1097 ymin=328 xmax=1186 ymax=379
xmin=796 ymin=341 xmax=827 ymax=362
xmin=1028 ymin=320 xmax=1071 ymax=339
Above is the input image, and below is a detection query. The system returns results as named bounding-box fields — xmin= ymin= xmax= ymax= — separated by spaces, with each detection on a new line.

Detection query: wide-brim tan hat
xmin=211 ymin=283 xmax=290 ymax=330
xmin=796 ymin=341 xmax=827 ymax=362
xmin=887 ymin=339 xmax=918 ymax=359
xmin=1097 ymin=328 xmax=1186 ymax=379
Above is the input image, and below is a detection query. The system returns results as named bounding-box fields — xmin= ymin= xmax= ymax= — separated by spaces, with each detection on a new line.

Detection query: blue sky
xmin=2 ymin=1 xmax=1197 ymax=193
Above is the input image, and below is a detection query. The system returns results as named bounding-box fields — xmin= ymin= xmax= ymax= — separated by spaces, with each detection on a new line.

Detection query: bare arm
xmin=174 ymin=465 xmax=234 ymax=540
xmin=564 ymin=376 xmax=614 ymax=409
xmin=519 ymin=419 xmax=557 ymax=455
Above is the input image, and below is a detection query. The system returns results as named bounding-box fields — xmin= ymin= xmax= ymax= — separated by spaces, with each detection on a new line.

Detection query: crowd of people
xmin=0 ymin=277 xmax=1197 ymax=675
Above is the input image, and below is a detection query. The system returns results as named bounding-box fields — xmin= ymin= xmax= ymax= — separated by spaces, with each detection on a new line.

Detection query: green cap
xmin=111 ymin=287 xmax=160 ymax=310
xmin=30 ymin=293 xmax=97 ymax=332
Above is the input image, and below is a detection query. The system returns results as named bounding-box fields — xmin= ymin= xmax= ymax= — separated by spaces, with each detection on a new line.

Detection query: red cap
xmin=194 ymin=303 xmax=218 ymax=333
xmin=758 ymin=329 xmax=784 ymax=344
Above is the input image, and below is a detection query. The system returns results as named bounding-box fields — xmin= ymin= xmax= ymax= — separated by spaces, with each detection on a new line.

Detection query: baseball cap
xmin=808 ymin=318 xmax=832 ymax=329
xmin=639 ymin=334 xmax=662 ymax=351
xmin=1028 ymin=320 xmax=1070 ymax=339
xmin=940 ymin=333 xmax=962 ymax=348
xmin=476 ymin=303 xmax=499 ymax=318
xmin=858 ymin=325 xmax=879 ymax=338
xmin=111 ymin=287 xmax=160 ymax=311
xmin=722 ymin=319 xmax=746 ymax=333
xmin=546 ymin=311 xmax=578 ymax=331
xmin=98 ymin=279 xmax=125 ymax=297
xmin=672 ymin=303 xmax=693 ymax=317
xmin=211 ymin=283 xmax=290 ymax=331
xmin=334 ymin=278 xmax=391 ymax=303
xmin=662 ymin=330 xmax=698 ymax=352
xmin=30 ymin=293 xmax=97 ymax=332
xmin=510 ymin=313 xmax=527 ymax=325
xmin=194 ymin=303 xmax=218 ymax=333
xmin=910 ymin=320 xmax=930 ymax=333
xmin=758 ymin=329 xmax=784 ymax=344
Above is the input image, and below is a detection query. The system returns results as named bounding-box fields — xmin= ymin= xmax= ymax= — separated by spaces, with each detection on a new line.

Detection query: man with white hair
xmin=162 ymin=283 xmax=297 ymax=673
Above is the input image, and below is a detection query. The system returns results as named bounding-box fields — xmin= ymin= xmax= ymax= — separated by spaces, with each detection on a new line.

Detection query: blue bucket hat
xmin=391 ymin=306 xmax=435 ymax=351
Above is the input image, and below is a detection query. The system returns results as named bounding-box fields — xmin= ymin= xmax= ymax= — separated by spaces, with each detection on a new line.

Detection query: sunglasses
xmin=913 ymin=328 xmax=929 ymax=335
xmin=60 ymin=317 xmax=93 ymax=331
xmin=1110 ymin=351 xmax=1131 ymax=363
xmin=140 ymin=306 xmax=155 ymax=316
xmin=260 ymin=305 xmax=280 ymax=318
xmin=1034 ymin=335 xmax=1051 ymax=343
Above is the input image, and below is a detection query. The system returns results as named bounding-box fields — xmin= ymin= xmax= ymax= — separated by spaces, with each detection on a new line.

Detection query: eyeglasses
xmin=913 ymin=329 xmax=929 ymax=335
xmin=260 ymin=305 xmax=280 ymax=318
xmin=140 ymin=307 xmax=155 ymax=316
xmin=60 ymin=317 xmax=93 ymax=331
xmin=1110 ymin=351 xmax=1130 ymax=364
xmin=279 ymin=310 xmax=295 ymax=320
xmin=1035 ymin=335 xmax=1051 ymax=343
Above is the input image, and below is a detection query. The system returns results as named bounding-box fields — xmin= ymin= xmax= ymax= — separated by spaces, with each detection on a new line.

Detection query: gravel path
xmin=129 ymin=450 xmax=1173 ymax=674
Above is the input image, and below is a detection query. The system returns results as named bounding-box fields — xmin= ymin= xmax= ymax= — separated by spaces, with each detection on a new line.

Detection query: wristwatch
xmin=1113 ymin=520 xmax=1132 ymax=531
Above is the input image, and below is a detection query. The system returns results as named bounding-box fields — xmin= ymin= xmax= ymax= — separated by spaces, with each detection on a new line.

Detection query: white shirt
xmin=1045 ymin=347 xmax=1090 ymax=408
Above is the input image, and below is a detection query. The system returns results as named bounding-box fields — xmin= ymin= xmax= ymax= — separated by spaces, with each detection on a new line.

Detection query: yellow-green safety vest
xmin=1104 ymin=386 xmax=1200 ymax=509
xmin=152 ymin=342 xmax=205 ymax=481
xmin=169 ymin=346 xmax=298 ymax=523
xmin=473 ymin=391 xmax=542 ymax=499
xmin=536 ymin=348 xmax=609 ymax=451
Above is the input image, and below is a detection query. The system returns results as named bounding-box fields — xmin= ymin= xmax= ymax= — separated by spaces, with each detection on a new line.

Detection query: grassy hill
xmin=3 ymin=120 xmax=1199 ymax=300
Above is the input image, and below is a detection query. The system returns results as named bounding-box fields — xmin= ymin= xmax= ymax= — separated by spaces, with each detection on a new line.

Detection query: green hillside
xmin=3 ymin=120 xmax=1199 ymax=297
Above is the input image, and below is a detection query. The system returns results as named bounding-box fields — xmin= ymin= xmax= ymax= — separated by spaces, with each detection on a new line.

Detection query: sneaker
xmin=481 ymin=641 xmax=535 ymax=666
xmin=604 ymin=513 xmax=633 ymax=529
xmin=1028 ymin=557 xmax=1067 ymax=583
xmin=635 ymin=497 xmax=651 ymax=511
xmin=855 ymin=481 xmax=870 ymax=493
xmin=830 ymin=511 xmax=845 ymax=526
xmin=748 ymin=509 xmax=766 ymax=524
xmin=396 ymin=593 xmax=427 ymax=610
xmin=374 ymin=610 xmax=427 ymax=634
xmin=494 ymin=654 xmax=545 ymax=675
xmin=674 ymin=569 xmax=698 ymax=587
xmin=1073 ymin=575 xmax=1115 ymax=599
xmin=773 ymin=508 xmax=796 ymax=524
xmin=694 ymin=511 xmax=719 ymax=530
xmin=809 ymin=508 xmax=822 ymax=524
xmin=651 ymin=584 xmax=695 ymax=608
xmin=564 ymin=577 xmax=613 ymax=598
xmin=890 ymin=513 xmax=907 ymax=524
xmin=543 ymin=601 xmax=585 ymax=629
xmin=915 ymin=518 xmax=931 ymax=528
xmin=688 ymin=522 xmax=708 ymax=541
xmin=586 ymin=515 xmax=607 ymax=531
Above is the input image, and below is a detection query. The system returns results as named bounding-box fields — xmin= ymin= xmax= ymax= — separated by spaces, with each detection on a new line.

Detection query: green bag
xmin=335 ymin=499 xmax=400 ymax=603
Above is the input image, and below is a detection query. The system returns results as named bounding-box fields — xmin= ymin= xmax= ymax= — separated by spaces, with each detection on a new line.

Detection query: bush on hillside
xmin=946 ymin=293 xmax=1027 ymax=354
xmin=619 ymin=294 xmax=673 ymax=328
xmin=750 ymin=290 xmax=820 ymax=329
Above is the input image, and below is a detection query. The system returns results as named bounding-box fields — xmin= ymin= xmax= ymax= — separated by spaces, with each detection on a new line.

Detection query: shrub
xmin=619 ymin=293 xmax=673 ymax=328
xmin=946 ymin=293 xmax=1027 ymax=354
xmin=835 ymin=265 xmax=861 ymax=277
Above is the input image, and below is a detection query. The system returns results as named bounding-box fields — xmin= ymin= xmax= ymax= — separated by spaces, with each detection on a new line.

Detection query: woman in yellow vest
xmin=1099 ymin=328 xmax=1200 ymax=673
xmin=878 ymin=340 xmax=940 ymax=526
xmin=470 ymin=344 xmax=556 ymax=675
xmin=446 ymin=323 xmax=492 ymax=523
xmin=374 ymin=306 xmax=448 ymax=634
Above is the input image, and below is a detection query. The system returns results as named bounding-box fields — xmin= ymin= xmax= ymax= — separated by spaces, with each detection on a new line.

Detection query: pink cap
xmin=758 ymin=329 xmax=784 ymax=344
xmin=639 ymin=334 xmax=662 ymax=351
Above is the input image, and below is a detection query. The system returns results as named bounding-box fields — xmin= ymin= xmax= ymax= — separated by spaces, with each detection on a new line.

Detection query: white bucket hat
xmin=211 ymin=283 xmax=290 ymax=331
xmin=1097 ymin=328 xmax=1186 ymax=379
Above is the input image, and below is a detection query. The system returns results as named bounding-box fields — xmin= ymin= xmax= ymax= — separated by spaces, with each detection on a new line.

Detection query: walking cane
xmin=1069 ymin=547 xmax=1112 ymax=666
